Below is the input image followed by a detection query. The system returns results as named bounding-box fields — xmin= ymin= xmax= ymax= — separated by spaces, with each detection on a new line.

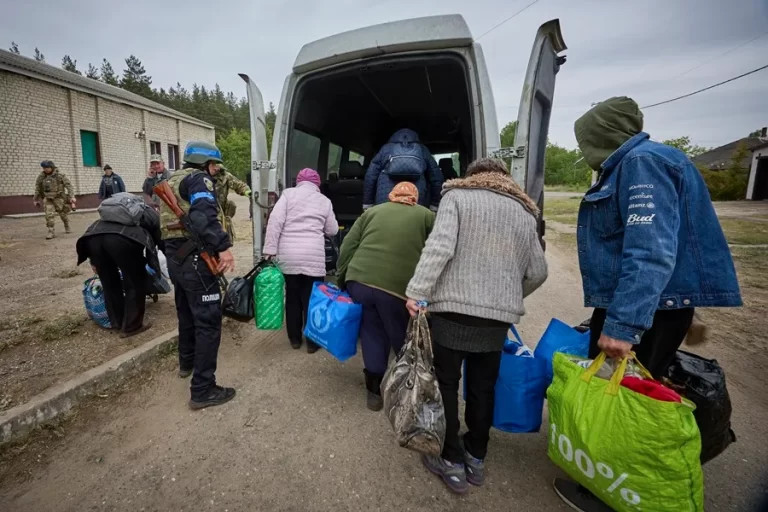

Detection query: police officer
xmin=34 ymin=160 xmax=75 ymax=239
xmin=160 ymin=141 xmax=236 ymax=410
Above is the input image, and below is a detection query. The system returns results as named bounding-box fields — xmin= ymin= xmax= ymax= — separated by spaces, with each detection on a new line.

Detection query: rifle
xmin=153 ymin=180 xmax=230 ymax=299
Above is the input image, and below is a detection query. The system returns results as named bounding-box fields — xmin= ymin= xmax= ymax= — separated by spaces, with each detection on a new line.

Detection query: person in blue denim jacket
xmin=553 ymin=96 xmax=742 ymax=511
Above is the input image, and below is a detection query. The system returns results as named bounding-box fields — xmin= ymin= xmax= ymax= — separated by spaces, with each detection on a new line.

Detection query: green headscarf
xmin=574 ymin=96 xmax=644 ymax=171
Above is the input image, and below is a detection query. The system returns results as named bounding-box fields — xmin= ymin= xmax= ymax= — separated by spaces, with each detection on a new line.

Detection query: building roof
xmin=0 ymin=49 xmax=213 ymax=129
xmin=293 ymin=14 xmax=473 ymax=75
xmin=692 ymin=137 xmax=768 ymax=170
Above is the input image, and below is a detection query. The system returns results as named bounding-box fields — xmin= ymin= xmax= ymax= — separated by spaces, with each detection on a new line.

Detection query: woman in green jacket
xmin=337 ymin=182 xmax=435 ymax=411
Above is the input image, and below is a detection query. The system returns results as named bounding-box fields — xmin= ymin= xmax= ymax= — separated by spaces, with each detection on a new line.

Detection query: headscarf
xmin=388 ymin=182 xmax=419 ymax=206
xmin=296 ymin=168 xmax=321 ymax=187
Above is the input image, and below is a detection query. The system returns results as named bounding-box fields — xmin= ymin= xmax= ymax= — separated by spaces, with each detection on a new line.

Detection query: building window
xmin=167 ymin=144 xmax=179 ymax=170
xmin=80 ymin=130 xmax=101 ymax=167
xmin=150 ymin=141 xmax=162 ymax=156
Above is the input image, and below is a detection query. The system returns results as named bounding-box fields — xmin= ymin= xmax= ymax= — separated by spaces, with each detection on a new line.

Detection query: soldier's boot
xmin=46 ymin=227 xmax=55 ymax=240
xmin=64 ymin=220 xmax=72 ymax=234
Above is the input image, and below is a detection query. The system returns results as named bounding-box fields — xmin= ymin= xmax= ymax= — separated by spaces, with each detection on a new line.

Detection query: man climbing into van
xmin=363 ymin=129 xmax=444 ymax=211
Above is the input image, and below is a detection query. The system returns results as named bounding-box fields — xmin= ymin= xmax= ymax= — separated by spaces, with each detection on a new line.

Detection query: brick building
xmin=0 ymin=49 xmax=215 ymax=215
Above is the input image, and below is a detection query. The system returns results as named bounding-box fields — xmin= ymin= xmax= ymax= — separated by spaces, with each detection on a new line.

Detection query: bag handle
xmin=410 ymin=312 xmax=434 ymax=363
xmin=580 ymin=351 xmax=653 ymax=396
xmin=508 ymin=324 xmax=523 ymax=345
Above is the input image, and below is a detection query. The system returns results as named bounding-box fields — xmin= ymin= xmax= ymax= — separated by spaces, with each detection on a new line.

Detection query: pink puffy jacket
xmin=263 ymin=181 xmax=339 ymax=277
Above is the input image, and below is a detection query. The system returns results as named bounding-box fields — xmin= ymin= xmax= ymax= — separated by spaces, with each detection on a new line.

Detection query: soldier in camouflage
xmin=213 ymin=166 xmax=251 ymax=241
xmin=34 ymin=160 xmax=76 ymax=239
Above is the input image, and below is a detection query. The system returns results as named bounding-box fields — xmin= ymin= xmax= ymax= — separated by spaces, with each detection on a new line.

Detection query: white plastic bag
xmin=157 ymin=250 xmax=169 ymax=279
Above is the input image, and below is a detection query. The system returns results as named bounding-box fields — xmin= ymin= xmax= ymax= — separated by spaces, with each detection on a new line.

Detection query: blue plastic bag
xmin=463 ymin=327 xmax=548 ymax=433
xmin=83 ymin=276 xmax=111 ymax=329
xmin=303 ymin=282 xmax=362 ymax=362
xmin=534 ymin=318 xmax=590 ymax=381
xmin=493 ymin=326 xmax=549 ymax=433
xmin=145 ymin=264 xmax=171 ymax=294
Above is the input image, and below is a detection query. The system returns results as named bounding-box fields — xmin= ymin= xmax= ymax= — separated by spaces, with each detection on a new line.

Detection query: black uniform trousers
xmin=166 ymin=239 xmax=223 ymax=400
xmin=589 ymin=307 xmax=695 ymax=379
xmin=85 ymin=234 xmax=147 ymax=334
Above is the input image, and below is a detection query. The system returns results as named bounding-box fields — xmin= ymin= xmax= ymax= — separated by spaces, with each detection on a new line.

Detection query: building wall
xmin=747 ymin=148 xmax=765 ymax=200
xmin=0 ymin=70 xmax=215 ymax=215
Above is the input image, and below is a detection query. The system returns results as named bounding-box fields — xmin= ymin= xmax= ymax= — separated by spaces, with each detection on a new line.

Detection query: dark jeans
xmin=284 ymin=274 xmax=323 ymax=346
xmin=85 ymin=234 xmax=147 ymax=333
xmin=166 ymin=240 xmax=223 ymax=400
xmin=346 ymin=281 xmax=409 ymax=376
xmin=589 ymin=307 xmax=695 ymax=379
xmin=432 ymin=341 xmax=502 ymax=464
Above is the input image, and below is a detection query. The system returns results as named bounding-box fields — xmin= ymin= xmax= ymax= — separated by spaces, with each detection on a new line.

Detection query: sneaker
xmin=553 ymin=478 xmax=613 ymax=512
xmin=189 ymin=385 xmax=236 ymax=410
xmin=463 ymin=449 xmax=485 ymax=486
xmin=46 ymin=229 xmax=55 ymax=240
xmin=421 ymin=455 xmax=470 ymax=494
xmin=178 ymin=368 xmax=192 ymax=378
xmin=366 ymin=391 xmax=383 ymax=411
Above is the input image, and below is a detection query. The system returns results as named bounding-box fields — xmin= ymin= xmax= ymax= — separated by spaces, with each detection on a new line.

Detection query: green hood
xmin=574 ymin=96 xmax=644 ymax=171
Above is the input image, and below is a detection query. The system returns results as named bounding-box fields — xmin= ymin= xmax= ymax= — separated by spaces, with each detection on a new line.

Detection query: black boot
xmin=364 ymin=369 xmax=384 ymax=411
xmin=189 ymin=385 xmax=236 ymax=410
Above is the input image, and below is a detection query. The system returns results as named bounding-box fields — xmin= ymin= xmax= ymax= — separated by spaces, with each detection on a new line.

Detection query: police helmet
xmin=40 ymin=160 xmax=55 ymax=168
xmin=183 ymin=141 xmax=223 ymax=165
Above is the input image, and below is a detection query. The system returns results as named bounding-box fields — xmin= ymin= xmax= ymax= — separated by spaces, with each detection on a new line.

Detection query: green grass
xmin=719 ymin=218 xmax=768 ymax=246
xmin=38 ymin=314 xmax=86 ymax=342
xmin=545 ymin=185 xmax=588 ymax=193
xmin=731 ymin=246 xmax=768 ymax=290
xmin=543 ymin=197 xmax=581 ymax=226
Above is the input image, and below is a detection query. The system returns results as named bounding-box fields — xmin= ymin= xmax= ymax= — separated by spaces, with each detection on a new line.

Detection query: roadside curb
xmin=0 ymin=330 xmax=178 ymax=445
xmin=3 ymin=208 xmax=98 ymax=219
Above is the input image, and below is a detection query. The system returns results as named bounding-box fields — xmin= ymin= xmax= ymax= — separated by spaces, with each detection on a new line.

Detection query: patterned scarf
xmin=388 ymin=182 xmax=419 ymax=206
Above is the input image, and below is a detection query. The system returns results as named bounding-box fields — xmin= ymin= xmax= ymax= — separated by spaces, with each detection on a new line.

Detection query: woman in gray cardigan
xmin=406 ymin=157 xmax=548 ymax=494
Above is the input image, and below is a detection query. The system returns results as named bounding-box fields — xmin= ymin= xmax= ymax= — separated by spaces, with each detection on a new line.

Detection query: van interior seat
xmin=326 ymin=161 xmax=365 ymax=223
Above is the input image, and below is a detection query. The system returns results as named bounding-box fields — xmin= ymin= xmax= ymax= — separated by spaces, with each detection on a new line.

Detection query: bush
xmin=545 ymin=143 xmax=592 ymax=188
xmin=699 ymin=168 xmax=748 ymax=201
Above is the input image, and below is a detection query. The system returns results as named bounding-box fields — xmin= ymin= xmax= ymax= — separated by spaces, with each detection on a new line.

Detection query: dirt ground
xmin=1 ymin=192 xmax=767 ymax=510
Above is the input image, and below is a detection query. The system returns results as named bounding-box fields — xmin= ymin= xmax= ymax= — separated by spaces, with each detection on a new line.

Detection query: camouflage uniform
xmin=34 ymin=168 xmax=74 ymax=239
xmin=213 ymin=169 xmax=251 ymax=241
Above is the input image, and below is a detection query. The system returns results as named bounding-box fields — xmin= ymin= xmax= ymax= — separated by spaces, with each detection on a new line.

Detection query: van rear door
xmin=239 ymin=74 xmax=273 ymax=264
xmin=509 ymin=19 xmax=567 ymax=236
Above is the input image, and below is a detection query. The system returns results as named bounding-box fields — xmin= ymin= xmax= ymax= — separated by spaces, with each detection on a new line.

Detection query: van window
xmin=349 ymin=151 xmax=365 ymax=167
xmin=289 ymin=129 xmax=322 ymax=182
xmin=328 ymin=143 xmax=343 ymax=177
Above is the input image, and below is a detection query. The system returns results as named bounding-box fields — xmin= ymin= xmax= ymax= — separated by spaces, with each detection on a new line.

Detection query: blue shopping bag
xmin=534 ymin=318 xmax=590 ymax=382
xmin=83 ymin=276 xmax=111 ymax=329
xmin=493 ymin=326 xmax=549 ymax=433
xmin=463 ymin=327 xmax=548 ymax=433
xmin=303 ymin=282 xmax=362 ymax=362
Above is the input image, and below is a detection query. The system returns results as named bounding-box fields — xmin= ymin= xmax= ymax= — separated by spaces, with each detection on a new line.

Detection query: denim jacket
xmin=577 ymin=132 xmax=741 ymax=343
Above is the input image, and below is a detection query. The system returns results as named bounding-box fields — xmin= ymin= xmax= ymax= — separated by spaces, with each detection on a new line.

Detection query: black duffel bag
xmin=223 ymin=261 xmax=268 ymax=322
xmin=665 ymin=350 xmax=736 ymax=464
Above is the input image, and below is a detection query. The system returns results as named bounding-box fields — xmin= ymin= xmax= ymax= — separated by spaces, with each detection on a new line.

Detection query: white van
xmin=241 ymin=14 xmax=567 ymax=261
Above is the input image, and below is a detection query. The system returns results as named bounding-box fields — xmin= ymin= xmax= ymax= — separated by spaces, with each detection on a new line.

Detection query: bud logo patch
xmin=627 ymin=213 xmax=655 ymax=225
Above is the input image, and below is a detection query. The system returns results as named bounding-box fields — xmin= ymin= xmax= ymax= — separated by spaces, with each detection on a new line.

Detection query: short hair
xmin=465 ymin=157 xmax=508 ymax=177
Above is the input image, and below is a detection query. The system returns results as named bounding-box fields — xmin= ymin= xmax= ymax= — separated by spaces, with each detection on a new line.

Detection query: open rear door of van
xmin=510 ymin=20 xmax=567 ymax=242
xmin=239 ymin=74 xmax=274 ymax=264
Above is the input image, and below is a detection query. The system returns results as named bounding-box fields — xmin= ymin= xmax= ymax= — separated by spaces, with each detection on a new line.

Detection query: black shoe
xmin=178 ymin=368 xmax=192 ymax=378
xmin=306 ymin=341 xmax=320 ymax=354
xmin=119 ymin=322 xmax=153 ymax=339
xmin=290 ymin=339 xmax=302 ymax=350
xmin=189 ymin=386 xmax=236 ymax=410
xmin=553 ymin=478 xmax=613 ymax=512
xmin=363 ymin=369 xmax=384 ymax=411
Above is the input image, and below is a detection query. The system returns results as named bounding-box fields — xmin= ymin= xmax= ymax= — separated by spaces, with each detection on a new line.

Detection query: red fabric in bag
xmin=620 ymin=376 xmax=682 ymax=403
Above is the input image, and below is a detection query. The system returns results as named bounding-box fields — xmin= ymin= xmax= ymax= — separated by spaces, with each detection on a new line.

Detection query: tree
xmin=61 ymin=55 xmax=81 ymax=75
xmin=86 ymin=63 xmax=100 ymax=80
xmin=100 ymin=59 xmax=118 ymax=86
xmin=544 ymin=142 xmax=592 ymax=188
xmin=120 ymin=55 xmax=153 ymax=98
xmin=265 ymin=102 xmax=276 ymax=154
xmin=216 ymin=128 xmax=251 ymax=181
xmin=749 ymin=128 xmax=766 ymax=137
xmin=500 ymin=121 xmax=518 ymax=148
xmin=9 ymin=42 xmax=20 ymax=54
xmin=661 ymin=136 xmax=709 ymax=158
xmin=34 ymin=47 xmax=45 ymax=62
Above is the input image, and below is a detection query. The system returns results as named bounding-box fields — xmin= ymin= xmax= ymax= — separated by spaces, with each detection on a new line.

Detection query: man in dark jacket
xmin=552 ymin=96 xmax=742 ymax=511
xmin=363 ymin=129 xmax=443 ymax=211
xmin=98 ymin=165 xmax=126 ymax=200
xmin=76 ymin=203 xmax=161 ymax=338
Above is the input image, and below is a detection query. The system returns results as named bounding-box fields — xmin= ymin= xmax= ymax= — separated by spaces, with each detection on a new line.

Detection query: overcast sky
xmin=3 ymin=0 xmax=767 ymax=149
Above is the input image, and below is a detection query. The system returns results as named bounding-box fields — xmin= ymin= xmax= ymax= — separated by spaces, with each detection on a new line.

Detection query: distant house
xmin=692 ymin=129 xmax=768 ymax=200
xmin=0 ymin=49 xmax=215 ymax=215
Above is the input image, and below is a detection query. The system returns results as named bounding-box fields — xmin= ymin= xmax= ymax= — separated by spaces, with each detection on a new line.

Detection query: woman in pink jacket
xmin=264 ymin=168 xmax=339 ymax=353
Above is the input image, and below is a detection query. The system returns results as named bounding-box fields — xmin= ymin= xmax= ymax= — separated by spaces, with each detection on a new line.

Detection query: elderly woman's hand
xmin=406 ymin=299 xmax=427 ymax=317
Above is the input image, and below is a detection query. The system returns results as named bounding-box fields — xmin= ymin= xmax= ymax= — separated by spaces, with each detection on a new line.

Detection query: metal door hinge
xmin=491 ymin=146 xmax=526 ymax=160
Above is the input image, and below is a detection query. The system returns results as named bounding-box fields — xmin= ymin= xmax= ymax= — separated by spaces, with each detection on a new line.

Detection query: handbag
xmin=534 ymin=318 xmax=590 ymax=382
xmin=223 ymin=261 xmax=267 ymax=322
xmin=83 ymin=276 xmax=111 ymax=329
xmin=254 ymin=263 xmax=285 ymax=330
xmin=381 ymin=312 xmax=446 ymax=456
xmin=303 ymin=282 xmax=361 ymax=361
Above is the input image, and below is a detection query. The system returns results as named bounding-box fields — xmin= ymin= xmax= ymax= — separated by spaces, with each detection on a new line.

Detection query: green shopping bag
xmin=254 ymin=263 xmax=284 ymax=330
xmin=547 ymin=352 xmax=703 ymax=512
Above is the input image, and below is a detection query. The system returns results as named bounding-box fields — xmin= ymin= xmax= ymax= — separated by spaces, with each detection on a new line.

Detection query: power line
xmin=675 ymin=29 xmax=768 ymax=79
xmin=641 ymin=63 xmax=768 ymax=109
xmin=475 ymin=0 xmax=542 ymax=41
